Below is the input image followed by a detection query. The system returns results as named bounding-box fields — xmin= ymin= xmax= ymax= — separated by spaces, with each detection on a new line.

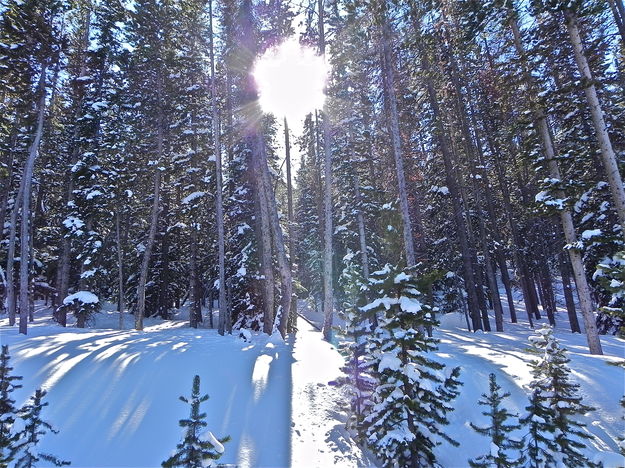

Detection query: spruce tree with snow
xmin=521 ymin=325 xmax=596 ymax=467
xmin=338 ymin=263 xmax=376 ymax=440
xmin=162 ymin=375 xmax=230 ymax=468
xmin=468 ymin=373 xmax=524 ymax=468
xmin=0 ymin=345 xmax=22 ymax=466
xmin=12 ymin=389 xmax=69 ymax=468
xmin=363 ymin=265 xmax=461 ymax=468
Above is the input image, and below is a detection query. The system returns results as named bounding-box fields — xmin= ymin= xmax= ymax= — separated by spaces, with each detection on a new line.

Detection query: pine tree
xmin=363 ymin=265 xmax=461 ymax=467
xmin=162 ymin=375 xmax=230 ymax=468
xmin=0 ymin=345 xmax=22 ymax=466
xmin=12 ymin=389 xmax=69 ymax=468
xmin=469 ymin=373 xmax=525 ymax=468
xmin=521 ymin=325 xmax=596 ymax=467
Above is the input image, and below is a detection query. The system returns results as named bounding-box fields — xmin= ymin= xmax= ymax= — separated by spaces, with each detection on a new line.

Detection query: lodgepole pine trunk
xmin=564 ymin=9 xmax=625 ymax=240
xmin=258 ymin=137 xmax=292 ymax=338
xmin=116 ymin=210 xmax=125 ymax=330
xmin=209 ymin=0 xmax=227 ymax=336
xmin=379 ymin=8 xmax=416 ymax=268
xmin=319 ymin=0 xmax=335 ymax=341
xmin=135 ymin=70 xmax=164 ymax=331
xmin=284 ymin=118 xmax=298 ymax=333
xmin=18 ymin=63 xmax=48 ymax=335
xmin=509 ymin=13 xmax=602 ymax=354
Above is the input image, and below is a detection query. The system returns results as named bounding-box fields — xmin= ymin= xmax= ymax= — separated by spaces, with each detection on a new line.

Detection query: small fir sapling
xmin=13 ymin=389 xmax=70 ymax=468
xmin=363 ymin=265 xmax=461 ymax=468
xmin=468 ymin=373 xmax=524 ymax=467
xmin=0 ymin=345 xmax=22 ymax=465
xmin=521 ymin=325 xmax=596 ymax=467
xmin=162 ymin=375 xmax=230 ymax=468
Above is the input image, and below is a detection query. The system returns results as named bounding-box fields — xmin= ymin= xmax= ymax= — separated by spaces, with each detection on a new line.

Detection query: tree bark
xmin=116 ymin=210 xmax=125 ymax=330
xmin=259 ymin=136 xmax=292 ymax=338
xmin=559 ymin=251 xmax=581 ymax=333
xmin=18 ymin=63 xmax=48 ymax=335
xmin=510 ymin=13 xmax=602 ymax=354
xmin=319 ymin=0 xmax=335 ymax=341
xmin=284 ymin=118 xmax=298 ymax=333
xmin=564 ymin=9 xmax=625 ymax=240
xmin=135 ymin=69 xmax=164 ymax=331
xmin=208 ymin=0 xmax=227 ymax=336
xmin=379 ymin=8 xmax=416 ymax=268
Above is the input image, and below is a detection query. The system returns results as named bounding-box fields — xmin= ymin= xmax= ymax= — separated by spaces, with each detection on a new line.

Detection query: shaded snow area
xmin=1 ymin=293 xmax=624 ymax=467
xmin=301 ymin=294 xmax=625 ymax=468
xmin=0 ymin=306 xmax=371 ymax=467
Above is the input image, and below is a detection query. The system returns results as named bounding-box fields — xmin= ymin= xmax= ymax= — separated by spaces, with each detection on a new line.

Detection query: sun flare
xmin=253 ymin=39 xmax=329 ymax=122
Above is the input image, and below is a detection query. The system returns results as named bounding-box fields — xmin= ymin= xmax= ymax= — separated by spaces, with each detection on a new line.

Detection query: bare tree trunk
xmin=18 ymin=64 xmax=48 ymax=335
xmin=255 ymin=139 xmax=275 ymax=334
xmin=284 ymin=118 xmax=298 ymax=333
xmin=54 ymin=8 xmax=92 ymax=320
xmin=559 ymin=251 xmax=580 ymax=333
xmin=416 ymin=38 xmax=483 ymax=330
xmin=116 ymin=210 xmax=125 ymax=330
xmin=5 ymin=171 xmax=24 ymax=326
xmin=209 ymin=0 xmax=227 ymax=336
xmin=319 ymin=0 xmax=334 ymax=341
xmin=379 ymin=9 xmax=416 ymax=268
xmin=607 ymin=0 xmax=625 ymax=46
xmin=135 ymin=70 xmax=164 ymax=331
xmin=259 ymin=137 xmax=292 ymax=337
xmin=510 ymin=14 xmax=602 ymax=354
xmin=564 ymin=9 xmax=625 ymax=240
xmin=353 ymin=171 xmax=370 ymax=281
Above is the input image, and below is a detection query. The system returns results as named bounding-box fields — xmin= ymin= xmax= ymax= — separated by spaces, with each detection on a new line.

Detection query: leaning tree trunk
xmin=415 ymin=36 xmax=483 ymax=331
xmin=259 ymin=136 xmax=292 ymax=338
xmin=379 ymin=8 xmax=416 ymax=268
xmin=564 ymin=9 xmax=625 ymax=241
xmin=18 ymin=63 xmax=48 ymax=335
xmin=510 ymin=13 xmax=602 ymax=355
xmin=209 ymin=0 xmax=227 ymax=336
xmin=135 ymin=71 xmax=164 ymax=331
xmin=319 ymin=0 xmax=335 ymax=341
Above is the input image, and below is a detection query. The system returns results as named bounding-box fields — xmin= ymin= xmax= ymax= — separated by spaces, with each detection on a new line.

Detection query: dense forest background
xmin=1 ymin=0 xmax=624 ymax=355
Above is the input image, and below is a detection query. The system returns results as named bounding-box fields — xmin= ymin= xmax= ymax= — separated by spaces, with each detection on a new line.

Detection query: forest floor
xmin=0 ymin=290 xmax=624 ymax=467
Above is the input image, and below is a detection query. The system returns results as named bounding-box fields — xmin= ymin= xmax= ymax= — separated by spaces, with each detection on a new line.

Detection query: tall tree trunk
xmin=608 ymin=0 xmax=625 ymax=47
xmin=284 ymin=118 xmax=298 ymax=333
xmin=319 ymin=0 xmax=335 ymax=341
xmin=353 ymin=171 xmax=370 ymax=281
xmin=379 ymin=8 xmax=416 ymax=268
xmin=259 ymin=136 xmax=292 ymax=338
xmin=564 ymin=9 xmax=625 ymax=240
xmin=18 ymin=63 xmax=48 ymax=335
xmin=54 ymin=7 xmax=92 ymax=319
xmin=5 ymin=169 xmax=25 ymax=326
xmin=415 ymin=37 xmax=483 ymax=331
xmin=116 ymin=210 xmax=125 ymax=330
xmin=135 ymin=70 xmax=164 ymax=331
xmin=209 ymin=0 xmax=227 ymax=336
xmin=510 ymin=14 xmax=602 ymax=354
xmin=559 ymin=251 xmax=581 ymax=333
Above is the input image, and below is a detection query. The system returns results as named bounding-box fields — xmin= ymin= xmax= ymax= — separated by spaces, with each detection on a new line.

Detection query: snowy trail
xmin=290 ymin=318 xmax=373 ymax=467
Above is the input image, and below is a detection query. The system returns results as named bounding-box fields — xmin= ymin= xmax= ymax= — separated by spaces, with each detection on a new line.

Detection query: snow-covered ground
xmin=0 ymin=305 xmax=371 ymax=467
xmin=1 ymin=291 xmax=624 ymax=467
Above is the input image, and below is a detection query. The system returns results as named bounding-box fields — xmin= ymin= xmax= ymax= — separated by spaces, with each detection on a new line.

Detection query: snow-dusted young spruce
xmin=0 ymin=345 xmax=22 ymax=465
xmin=521 ymin=325 xmax=596 ymax=467
xmin=162 ymin=375 xmax=230 ymax=468
xmin=12 ymin=389 xmax=69 ymax=468
xmin=362 ymin=265 xmax=461 ymax=467
xmin=468 ymin=373 xmax=524 ymax=467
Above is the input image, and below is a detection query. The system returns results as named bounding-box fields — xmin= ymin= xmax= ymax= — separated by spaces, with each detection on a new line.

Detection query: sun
xmin=253 ymin=38 xmax=329 ymax=123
